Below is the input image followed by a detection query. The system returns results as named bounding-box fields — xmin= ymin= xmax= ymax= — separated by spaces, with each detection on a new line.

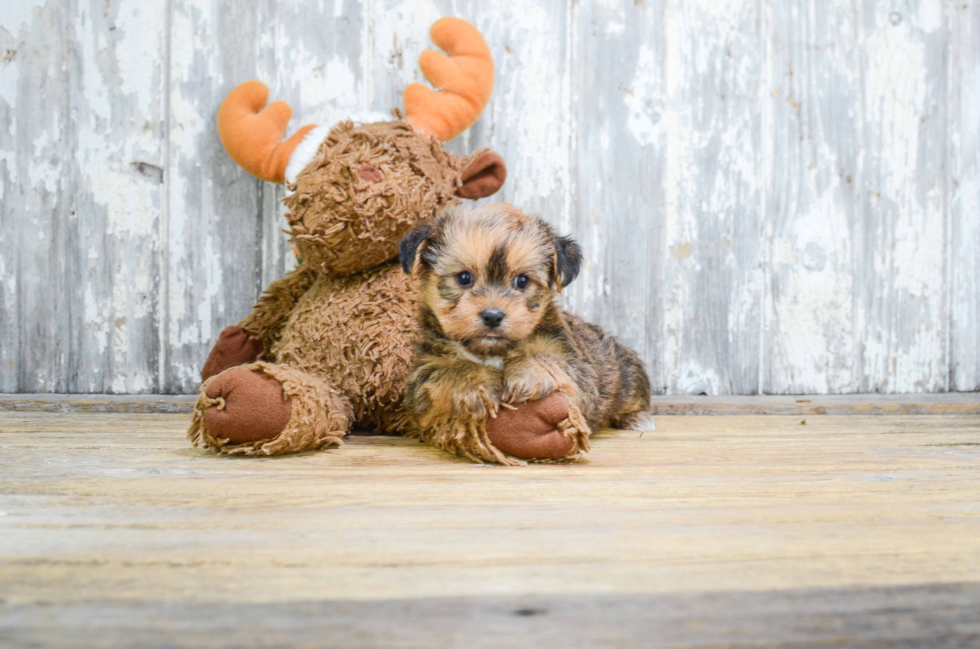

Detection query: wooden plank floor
xmin=1 ymin=407 xmax=980 ymax=647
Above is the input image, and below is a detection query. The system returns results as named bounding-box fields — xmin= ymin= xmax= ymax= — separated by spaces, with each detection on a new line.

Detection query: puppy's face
xmin=400 ymin=205 xmax=582 ymax=356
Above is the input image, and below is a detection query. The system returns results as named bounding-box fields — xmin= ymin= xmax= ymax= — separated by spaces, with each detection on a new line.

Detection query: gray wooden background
xmin=1 ymin=0 xmax=978 ymax=395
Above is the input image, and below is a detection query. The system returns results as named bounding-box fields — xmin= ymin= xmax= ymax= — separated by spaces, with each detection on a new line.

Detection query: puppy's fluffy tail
xmin=621 ymin=409 xmax=656 ymax=432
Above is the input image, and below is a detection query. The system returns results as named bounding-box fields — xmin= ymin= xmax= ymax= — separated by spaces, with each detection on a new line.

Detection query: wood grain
xmin=660 ymin=0 xmax=765 ymax=395
xmin=949 ymin=0 xmax=980 ymax=391
xmin=72 ymin=0 xmax=168 ymax=393
xmin=4 ymin=585 xmax=980 ymax=648
xmin=856 ymin=1 xmax=948 ymax=393
xmin=1 ymin=410 xmax=979 ymax=646
xmin=1 ymin=1 xmax=978 ymax=395
xmin=766 ymin=0 xmax=862 ymax=394
xmin=164 ymin=0 xmax=273 ymax=393
xmin=567 ymin=1 xmax=665 ymax=390
xmin=0 ymin=0 xmax=73 ymax=393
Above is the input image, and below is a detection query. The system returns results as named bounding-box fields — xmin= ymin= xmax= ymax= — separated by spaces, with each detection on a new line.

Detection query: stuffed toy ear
xmin=399 ymin=222 xmax=436 ymax=274
xmin=457 ymin=151 xmax=506 ymax=199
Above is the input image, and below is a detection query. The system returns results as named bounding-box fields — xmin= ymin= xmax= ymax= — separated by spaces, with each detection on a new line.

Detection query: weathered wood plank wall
xmin=0 ymin=0 xmax=977 ymax=395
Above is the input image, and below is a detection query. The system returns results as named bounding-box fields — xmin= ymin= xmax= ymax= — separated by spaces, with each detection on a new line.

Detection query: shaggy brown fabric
xmin=189 ymin=362 xmax=351 ymax=456
xmin=485 ymin=393 xmax=576 ymax=460
xmin=285 ymin=121 xmax=464 ymax=277
xmin=239 ymin=266 xmax=317 ymax=352
xmin=270 ymin=263 xmax=418 ymax=433
xmin=201 ymin=326 xmax=264 ymax=381
xmin=201 ymin=366 xmax=292 ymax=442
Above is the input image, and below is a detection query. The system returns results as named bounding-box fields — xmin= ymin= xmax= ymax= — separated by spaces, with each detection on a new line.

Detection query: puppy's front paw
xmin=452 ymin=385 xmax=500 ymax=419
xmin=502 ymin=364 xmax=562 ymax=405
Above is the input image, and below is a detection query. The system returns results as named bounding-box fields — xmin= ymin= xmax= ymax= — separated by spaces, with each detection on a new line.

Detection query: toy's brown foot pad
xmin=202 ymin=366 xmax=292 ymax=443
xmin=486 ymin=393 xmax=576 ymax=460
xmin=201 ymin=326 xmax=263 ymax=381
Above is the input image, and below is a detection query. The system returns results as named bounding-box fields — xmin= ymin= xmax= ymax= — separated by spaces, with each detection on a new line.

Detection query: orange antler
xmin=217 ymin=81 xmax=317 ymax=183
xmin=403 ymin=18 xmax=494 ymax=141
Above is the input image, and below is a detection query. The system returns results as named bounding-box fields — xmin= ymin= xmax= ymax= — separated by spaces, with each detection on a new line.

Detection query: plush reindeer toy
xmin=189 ymin=18 xmax=573 ymax=463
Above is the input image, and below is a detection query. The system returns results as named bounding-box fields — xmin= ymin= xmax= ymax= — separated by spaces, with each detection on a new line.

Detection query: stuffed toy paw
xmin=487 ymin=393 xmax=591 ymax=461
xmin=200 ymin=326 xmax=264 ymax=381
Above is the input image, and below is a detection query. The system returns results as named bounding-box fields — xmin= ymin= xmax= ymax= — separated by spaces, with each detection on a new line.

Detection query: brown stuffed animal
xmin=188 ymin=18 xmax=570 ymax=462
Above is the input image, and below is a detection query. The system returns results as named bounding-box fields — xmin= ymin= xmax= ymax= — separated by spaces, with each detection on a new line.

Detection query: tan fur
xmin=403 ymin=205 xmax=652 ymax=463
xmin=417 ymin=357 xmax=502 ymax=422
xmin=188 ymin=118 xmax=504 ymax=456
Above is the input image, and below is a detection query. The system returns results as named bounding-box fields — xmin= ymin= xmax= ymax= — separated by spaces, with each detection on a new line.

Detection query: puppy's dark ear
xmin=553 ymin=233 xmax=582 ymax=291
xmin=399 ymin=221 xmax=434 ymax=274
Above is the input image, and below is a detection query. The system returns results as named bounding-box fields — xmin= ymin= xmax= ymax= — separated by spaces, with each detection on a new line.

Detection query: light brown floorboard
xmin=1 ymin=411 xmax=979 ymax=647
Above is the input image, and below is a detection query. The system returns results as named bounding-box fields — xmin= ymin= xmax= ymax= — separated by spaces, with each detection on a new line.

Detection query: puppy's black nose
xmin=481 ymin=308 xmax=505 ymax=329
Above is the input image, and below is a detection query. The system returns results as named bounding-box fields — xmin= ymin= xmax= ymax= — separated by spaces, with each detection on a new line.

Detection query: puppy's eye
xmin=456 ymin=271 xmax=474 ymax=287
xmin=513 ymin=275 xmax=530 ymax=290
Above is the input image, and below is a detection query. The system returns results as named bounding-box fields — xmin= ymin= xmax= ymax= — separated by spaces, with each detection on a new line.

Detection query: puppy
xmin=399 ymin=204 xmax=652 ymax=464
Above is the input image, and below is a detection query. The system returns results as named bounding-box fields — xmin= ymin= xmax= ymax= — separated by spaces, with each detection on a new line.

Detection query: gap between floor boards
xmin=0 ymin=393 xmax=976 ymax=415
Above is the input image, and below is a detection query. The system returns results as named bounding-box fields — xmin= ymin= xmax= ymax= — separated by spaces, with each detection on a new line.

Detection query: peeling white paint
xmin=674 ymin=362 xmax=722 ymax=395
xmin=115 ymin=2 xmax=167 ymax=116
xmin=859 ymin=2 xmax=947 ymax=393
xmin=0 ymin=0 xmax=50 ymax=34
xmin=918 ymin=2 xmax=943 ymax=34
xmin=662 ymin=0 xmax=766 ymax=393
xmin=0 ymin=28 xmax=19 ymax=111
xmin=769 ymin=187 xmax=856 ymax=393
xmin=84 ymin=288 xmax=108 ymax=355
xmin=625 ymin=44 xmax=661 ymax=147
xmin=27 ymin=126 xmax=61 ymax=193
xmin=0 ymin=0 xmax=975 ymax=394
xmin=488 ymin=3 xmax=568 ymax=205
